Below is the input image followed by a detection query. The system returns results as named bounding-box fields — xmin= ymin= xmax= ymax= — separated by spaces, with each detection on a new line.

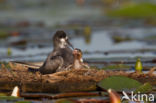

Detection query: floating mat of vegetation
xmin=107 ymin=3 xmax=156 ymax=18
xmin=98 ymin=75 xmax=142 ymax=91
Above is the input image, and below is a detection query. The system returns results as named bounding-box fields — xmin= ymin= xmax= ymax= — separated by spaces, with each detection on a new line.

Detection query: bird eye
xmin=59 ymin=35 xmax=62 ymax=38
xmin=59 ymin=34 xmax=66 ymax=38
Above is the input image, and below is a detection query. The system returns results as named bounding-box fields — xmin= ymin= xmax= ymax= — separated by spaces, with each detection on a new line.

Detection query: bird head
xmin=73 ymin=48 xmax=83 ymax=62
xmin=53 ymin=31 xmax=73 ymax=49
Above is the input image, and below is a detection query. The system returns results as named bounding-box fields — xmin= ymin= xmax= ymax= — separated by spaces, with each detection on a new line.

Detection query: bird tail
xmin=28 ymin=68 xmax=39 ymax=73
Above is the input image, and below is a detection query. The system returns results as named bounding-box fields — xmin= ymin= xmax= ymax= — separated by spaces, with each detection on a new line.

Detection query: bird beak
xmin=67 ymin=39 xmax=74 ymax=49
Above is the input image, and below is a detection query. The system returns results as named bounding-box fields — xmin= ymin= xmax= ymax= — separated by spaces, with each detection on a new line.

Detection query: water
xmin=0 ymin=29 xmax=156 ymax=62
xmin=0 ymin=1 xmax=156 ymax=62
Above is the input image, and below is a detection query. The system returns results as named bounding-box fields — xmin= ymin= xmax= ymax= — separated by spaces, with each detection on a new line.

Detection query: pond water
xmin=0 ymin=29 xmax=156 ymax=62
xmin=0 ymin=1 xmax=156 ymax=63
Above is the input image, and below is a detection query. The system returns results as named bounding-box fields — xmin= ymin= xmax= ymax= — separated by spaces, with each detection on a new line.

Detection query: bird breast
xmin=74 ymin=60 xmax=82 ymax=69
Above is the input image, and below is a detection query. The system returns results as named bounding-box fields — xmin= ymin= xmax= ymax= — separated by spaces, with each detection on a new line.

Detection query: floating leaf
xmin=98 ymin=76 xmax=142 ymax=91
xmin=134 ymin=83 xmax=153 ymax=94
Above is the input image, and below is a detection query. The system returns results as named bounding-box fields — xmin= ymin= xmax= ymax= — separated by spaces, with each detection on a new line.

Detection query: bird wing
xmin=39 ymin=52 xmax=64 ymax=74
xmin=11 ymin=61 xmax=42 ymax=68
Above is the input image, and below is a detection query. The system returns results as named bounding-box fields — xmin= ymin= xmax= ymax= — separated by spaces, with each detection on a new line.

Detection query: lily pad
xmin=134 ymin=83 xmax=153 ymax=94
xmin=97 ymin=76 xmax=142 ymax=91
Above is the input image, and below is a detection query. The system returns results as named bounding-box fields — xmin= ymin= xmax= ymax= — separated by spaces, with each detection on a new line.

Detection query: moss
xmin=108 ymin=3 xmax=156 ymax=18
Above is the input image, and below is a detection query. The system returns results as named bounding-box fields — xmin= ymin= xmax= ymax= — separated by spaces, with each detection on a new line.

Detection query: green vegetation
xmin=135 ymin=58 xmax=143 ymax=73
xmin=0 ymin=30 xmax=9 ymax=39
xmin=0 ymin=96 xmax=30 ymax=103
xmin=101 ymin=64 xmax=131 ymax=70
xmin=56 ymin=99 xmax=74 ymax=103
xmin=16 ymin=101 xmax=32 ymax=103
xmin=135 ymin=83 xmax=153 ymax=93
xmin=108 ymin=3 xmax=156 ymax=18
xmin=0 ymin=93 xmax=7 ymax=96
xmin=145 ymin=35 xmax=156 ymax=40
xmin=0 ymin=96 xmax=20 ymax=101
xmin=7 ymin=48 xmax=12 ymax=56
xmin=98 ymin=76 xmax=142 ymax=91
xmin=112 ymin=35 xmax=132 ymax=43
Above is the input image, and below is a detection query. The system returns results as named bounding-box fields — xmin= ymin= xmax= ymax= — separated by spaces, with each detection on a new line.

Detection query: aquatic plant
xmin=135 ymin=58 xmax=143 ymax=73
xmin=98 ymin=76 xmax=142 ymax=91
xmin=108 ymin=3 xmax=156 ymax=18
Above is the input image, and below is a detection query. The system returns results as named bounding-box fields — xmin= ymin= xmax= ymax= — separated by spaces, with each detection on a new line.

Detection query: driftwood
xmin=0 ymin=62 xmax=156 ymax=93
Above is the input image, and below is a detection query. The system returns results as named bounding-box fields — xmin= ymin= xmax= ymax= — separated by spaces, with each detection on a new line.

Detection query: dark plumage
xmin=29 ymin=31 xmax=74 ymax=74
